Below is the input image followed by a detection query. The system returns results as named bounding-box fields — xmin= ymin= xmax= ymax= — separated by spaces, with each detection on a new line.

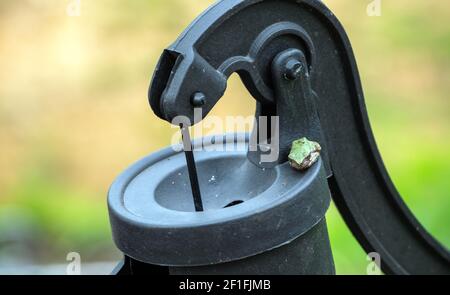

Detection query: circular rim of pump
xmin=108 ymin=134 xmax=331 ymax=266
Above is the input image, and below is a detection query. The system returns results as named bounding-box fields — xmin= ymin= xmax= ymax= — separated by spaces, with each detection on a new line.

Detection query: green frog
xmin=288 ymin=138 xmax=322 ymax=171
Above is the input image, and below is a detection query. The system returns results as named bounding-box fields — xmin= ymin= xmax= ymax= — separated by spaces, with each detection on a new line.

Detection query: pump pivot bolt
xmin=191 ymin=92 xmax=207 ymax=107
xmin=284 ymin=59 xmax=304 ymax=80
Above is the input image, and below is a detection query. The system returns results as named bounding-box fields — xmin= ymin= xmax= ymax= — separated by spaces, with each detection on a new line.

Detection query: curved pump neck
xmin=248 ymin=48 xmax=330 ymax=174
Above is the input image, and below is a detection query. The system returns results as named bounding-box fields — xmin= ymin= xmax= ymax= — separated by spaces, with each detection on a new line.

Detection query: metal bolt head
xmin=191 ymin=92 xmax=206 ymax=107
xmin=284 ymin=59 xmax=303 ymax=80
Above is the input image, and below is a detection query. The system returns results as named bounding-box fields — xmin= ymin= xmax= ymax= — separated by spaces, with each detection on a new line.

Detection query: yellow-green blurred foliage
xmin=0 ymin=0 xmax=448 ymax=273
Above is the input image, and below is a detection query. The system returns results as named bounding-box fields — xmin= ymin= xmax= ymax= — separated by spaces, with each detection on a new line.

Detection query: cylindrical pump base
xmin=116 ymin=219 xmax=334 ymax=275
xmin=170 ymin=218 xmax=334 ymax=275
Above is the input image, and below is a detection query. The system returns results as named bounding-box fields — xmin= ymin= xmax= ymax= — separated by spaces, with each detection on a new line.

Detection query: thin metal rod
xmin=179 ymin=124 xmax=204 ymax=212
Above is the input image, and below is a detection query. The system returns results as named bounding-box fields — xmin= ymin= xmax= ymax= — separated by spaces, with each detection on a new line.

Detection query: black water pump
xmin=108 ymin=0 xmax=450 ymax=275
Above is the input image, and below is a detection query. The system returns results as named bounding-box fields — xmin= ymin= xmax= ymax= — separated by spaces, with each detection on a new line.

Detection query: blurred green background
xmin=0 ymin=0 xmax=448 ymax=274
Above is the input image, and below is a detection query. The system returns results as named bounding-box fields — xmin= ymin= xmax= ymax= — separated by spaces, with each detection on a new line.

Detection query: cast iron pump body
xmin=108 ymin=0 xmax=450 ymax=275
